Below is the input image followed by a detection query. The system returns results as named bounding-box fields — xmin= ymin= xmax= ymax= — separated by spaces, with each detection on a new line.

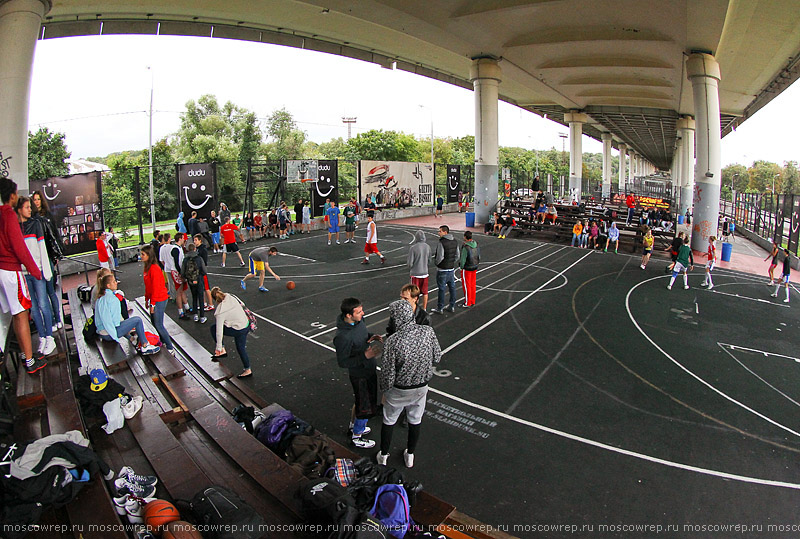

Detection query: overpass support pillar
xmin=677 ymin=116 xmax=696 ymax=226
xmin=617 ymin=143 xmax=627 ymax=193
xmin=672 ymin=136 xmax=683 ymax=203
xmin=563 ymin=112 xmax=588 ymax=203
xmin=687 ymin=53 xmax=721 ymax=251
xmin=628 ymin=150 xmax=636 ymax=186
xmin=601 ymin=133 xmax=612 ymax=199
xmin=470 ymin=58 xmax=501 ymax=225
xmin=0 ymin=0 xmax=49 ymax=195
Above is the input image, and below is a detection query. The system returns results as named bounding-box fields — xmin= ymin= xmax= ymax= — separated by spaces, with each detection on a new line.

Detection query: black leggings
xmin=380 ymin=422 xmax=421 ymax=454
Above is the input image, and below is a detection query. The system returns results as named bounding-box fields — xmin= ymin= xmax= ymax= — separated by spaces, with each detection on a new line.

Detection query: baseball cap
xmin=89 ymin=368 xmax=108 ymax=392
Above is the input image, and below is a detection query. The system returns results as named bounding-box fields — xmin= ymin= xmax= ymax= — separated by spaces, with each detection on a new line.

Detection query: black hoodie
xmin=333 ymin=314 xmax=376 ymax=378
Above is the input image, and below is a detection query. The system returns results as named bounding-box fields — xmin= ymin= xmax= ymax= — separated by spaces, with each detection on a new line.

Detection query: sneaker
xmin=37 ymin=337 xmax=45 ymax=355
xmin=460 ymin=304 xmax=471 ymax=308
xmin=430 ymin=308 xmax=442 ymax=314
xmin=603 ymin=249 xmax=607 ymax=253
xmin=771 ymin=293 xmax=778 ymax=298
xmin=113 ymin=493 xmax=131 ymax=515
xmin=122 ymin=396 xmax=144 ymax=419
xmin=193 ymin=314 xmax=199 ymax=322
xmin=118 ymin=466 xmax=158 ymax=487
xmin=666 ymin=285 xmax=672 ymax=290
xmin=199 ymin=316 xmax=207 ymax=324
xmin=125 ymin=496 xmax=156 ymax=525
xmin=240 ymin=280 xmax=247 ymax=290
xmin=328 ymin=240 xmax=331 ymax=246
xmin=336 ymin=240 xmax=340 ymax=245
xmin=444 ymin=306 xmax=455 ymax=313
xmin=700 ymin=282 xmax=707 ymax=287
xmin=403 ymin=449 xmax=414 ymax=468
xmin=115 ymin=477 xmax=156 ymax=498
xmin=221 ymin=262 xmax=226 ymax=268
xmin=204 ymin=304 xmax=215 ymax=311
xmin=139 ymin=344 xmax=160 ymax=356
xmin=380 ymin=257 xmax=386 ymax=264
xmin=351 ymin=437 xmax=376 ymax=449
xmin=361 ymin=260 xmax=370 ymax=265
xmin=684 ymin=285 xmax=690 ymax=290
xmin=26 ymin=357 xmax=47 ymax=374
xmin=348 ymin=425 xmax=371 ymax=436
xmin=178 ymin=312 xmax=188 ymax=320
xmin=376 ymin=452 xmax=389 ymax=466
xmin=707 ymin=284 xmax=714 ymax=290
xmin=258 ymin=286 xmax=269 ymax=292
xmin=640 ymin=265 xmax=646 ymax=270
xmin=57 ymin=321 xmax=63 ymax=330
xmin=240 ymin=261 xmax=246 ymax=267
xmin=767 ymin=281 xmax=774 ymax=286
xmin=785 ymin=298 xmax=790 ymax=304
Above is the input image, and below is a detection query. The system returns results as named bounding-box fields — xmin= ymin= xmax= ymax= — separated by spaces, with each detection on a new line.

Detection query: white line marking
xmin=279 ymin=253 xmax=316 ymax=262
xmin=207 ymin=264 xmax=406 ymax=280
xmin=626 ymin=276 xmax=800 ymax=439
xmin=719 ymin=343 xmax=800 ymax=363
xmin=706 ymin=288 xmax=790 ymax=307
xmin=718 ymin=343 xmax=800 ymax=409
xmin=441 ymin=250 xmax=592 ymax=355
xmin=251 ymin=311 xmax=335 ymax=352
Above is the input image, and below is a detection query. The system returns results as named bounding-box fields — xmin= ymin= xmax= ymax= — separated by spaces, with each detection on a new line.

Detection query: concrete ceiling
xmin=39 ymin=0 xmax=800 ymax=169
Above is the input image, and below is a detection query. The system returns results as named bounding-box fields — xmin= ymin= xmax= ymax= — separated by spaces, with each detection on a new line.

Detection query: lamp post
xmin=418 ymin=105 xmax=434 ymax=167
xmin=773 ymin=172 xmax=780 ymax=195
xmin=146 ymin=66 xmax=155 ymax=233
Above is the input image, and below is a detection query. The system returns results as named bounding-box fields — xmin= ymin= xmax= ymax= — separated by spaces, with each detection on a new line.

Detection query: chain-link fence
xmin=721 ymin=192 xmax=800 ymax=255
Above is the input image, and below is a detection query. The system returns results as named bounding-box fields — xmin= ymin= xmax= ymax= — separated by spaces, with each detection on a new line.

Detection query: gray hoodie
xmin=407 ymin=230 xmax=431 ymax=277
xmin=380 ymin=300 xmax=441 ymax=391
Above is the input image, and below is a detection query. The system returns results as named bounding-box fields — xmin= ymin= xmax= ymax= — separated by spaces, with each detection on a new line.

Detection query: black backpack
xmin=463 ymin=244 xmax=480 ymax=271
xmin=332 ymin=506 xmax=390 ymax=539
xmin=184 ymin=257 xmax=200 ymax=284
xmin=82 ymin=316 xmax=97 ymax=342
xmin=298 ymin=477 xmax=355 ymax=524
xmin=189 ymin=485 xmax=264 ymax=539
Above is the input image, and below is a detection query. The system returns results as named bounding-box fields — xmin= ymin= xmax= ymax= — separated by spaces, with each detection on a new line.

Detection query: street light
xmin=773 ymin=172 xmax=780 ymax=195
xmin=418 ymin=105 xmax=434 ymax=167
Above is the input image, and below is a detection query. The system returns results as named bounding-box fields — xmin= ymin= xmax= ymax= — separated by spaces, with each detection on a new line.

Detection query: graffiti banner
xmin=446 ymin=165 xmax=461 ymax=203
xmin=177 ymin=163 xmax=216 ymax=220
xmin=31 ymin=172 xmax=103 ymax=256
xmin=311 ymin=160 xmax=338 ymax=218
xmin=360 ymin=160 xmax=434 ymax=208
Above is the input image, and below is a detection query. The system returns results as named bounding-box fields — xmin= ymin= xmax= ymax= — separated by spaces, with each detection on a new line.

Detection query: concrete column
xmin=628 ymin=150 xmax=636 ymax=185
xmin=601 ymin=133 xmax=612 ymax=198
xmin=617 ymin=143 xmax=627 ymax=193
xmin=672 ymin=137 xmax=683 ymax=205
xmin=564 ymin=111 xmax=589 ymax=203
xmin=687 ymin=52 xmax=721 ymax=250
xmin=0 ymin=0 xmax=49 ymax=195
xmin=676 ymin=116 xmax=696 ymax=224
xmin=470 ymin=58 xmax=501 ymax=225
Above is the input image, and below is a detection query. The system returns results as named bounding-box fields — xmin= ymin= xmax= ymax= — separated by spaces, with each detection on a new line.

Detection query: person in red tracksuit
xmin=625 ymin=192 xmax=636 ymax=226
xmin=458 ymin=231 xmax=479 ymax=308
xmin=0 ymin=178 xmax=44 ymax=374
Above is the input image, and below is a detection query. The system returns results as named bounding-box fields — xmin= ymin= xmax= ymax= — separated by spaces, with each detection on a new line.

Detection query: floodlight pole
xmin=419 ymin=105 xmax=434 ymax=167
xmin=147 ymin=66 xmax=155 ymax=233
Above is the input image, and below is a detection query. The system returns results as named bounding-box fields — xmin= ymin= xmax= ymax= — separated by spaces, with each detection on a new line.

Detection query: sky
xmin=28 ymin=34 xmax=800 ymax=168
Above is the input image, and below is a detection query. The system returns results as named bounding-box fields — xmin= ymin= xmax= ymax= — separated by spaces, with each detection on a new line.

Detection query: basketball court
xmin=120 ymin=221 xmax=800 ymax=535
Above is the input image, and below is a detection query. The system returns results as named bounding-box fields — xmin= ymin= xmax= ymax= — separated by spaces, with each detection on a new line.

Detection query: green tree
xmin=721 ymin=163 xmax=748 ymax=200
xmin=451 ymin=136 xmax=474 ymax=165
xmin=263 ymin=108 xmax=305 ymax=160
xmin=347 ymin=130 xmax=423 ymax=162
xmin=782 ymin=161 xmax=800 ymax=194
xmin=28 ymin=127 xmax=70 ymax=181
xmin=747 ymin=160 xmax=782 ymax=193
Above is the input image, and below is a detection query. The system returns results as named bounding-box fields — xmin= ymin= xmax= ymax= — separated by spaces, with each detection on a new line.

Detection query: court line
xmin=506 ymin=298 xmax=602 ymax=414
xmin=626 ymin=276 xmax=800 ymax=440
xmin=441 ymin=249 xmax=592 ymax=355
xmin=279 ymin=253 xmax=317 ymax=262
xmin=207 ymin=264 xmax=406 ymax=279
xmin=718 ymin=343 xmax=800 ymax=409
xmin=254 ymin=289 xmax=800 ymax=490
xmin=704 ymin=288 xmax=790 ymax=307
xmin=718 ymin=343 xmax=800 ymax=363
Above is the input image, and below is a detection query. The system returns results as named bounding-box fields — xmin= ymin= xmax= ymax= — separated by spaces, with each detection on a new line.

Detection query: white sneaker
xmin=118 ymin=465 xmax=158 ymax=487
xmin=666 ymin=285 xmax=672 ymax=290
xmin=684 ymin=285 xmax=690 ymax=290
xmin=139 ymin=344 xmax=160 ymax=355
xmin=640 ymin=265 xmax=646 ymax=270
xmin=351 ymin=437 xmax=376 ymax=449
xmin=403 ymin=449 xmax=414 ymax=468
xmin=122 ymin=396 xmax=144 ymax=419
xmin=336 ymin=240 xmax=340 ymax=245
xmin=376 ymin=452 xmax=389 ymax=465
xmin=785 ymin=298 xmax=790 ymax=303
xmin=328 ymin=240 xmax=331 ymax=246
xmin=41 ymin=336 xmax=57 ymax=356
xmin=37 ymin=338 xmax=45 ymax=355
xmin=707 ymin=284 xmax=714 ymax=290
xmin=700 ymin=282 xmax=707 ymax=287
xmin=221 ymin=262 xmax=226 ymax=268
xmin=771 ymin=293 xmax=778 ymax=298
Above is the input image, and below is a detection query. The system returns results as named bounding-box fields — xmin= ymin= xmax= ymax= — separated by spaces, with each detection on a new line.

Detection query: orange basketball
xmin=286 ymin=281 xmax=296 ymax=290
xmin=161 ymin=520 xmax=203 ymax=539
xmin=143 ymin=499 xmax=181 ymax=533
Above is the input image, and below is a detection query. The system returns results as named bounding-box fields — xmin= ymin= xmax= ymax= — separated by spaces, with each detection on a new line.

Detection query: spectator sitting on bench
xmin=571 ymin=220 xmax=583 ymax=247
xmin=605 ymin=221 xmax=620 ymax=253
xmin=544 ymin=204 xmax=558 ymax=225
xmin=485 ymin=212 xmax=497 ymax=235
xmin=498 ymin=213 xmax=516 ymax=239
xmin=94 ymin=274 xmax=160 ymax=355
xmin=660 ymin=210 xmax=673 ymax=231
xmin=536 ymin=200 xmax=547 ymax=223
xmin=588 ymin=220 xmax=600 ymax=249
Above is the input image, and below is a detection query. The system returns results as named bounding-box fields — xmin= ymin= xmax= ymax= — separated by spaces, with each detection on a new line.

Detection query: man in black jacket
xmin=333 ymin=297 xmax=382 ymax=448
xmin=431 ymin=225 xmax=459 ymax=314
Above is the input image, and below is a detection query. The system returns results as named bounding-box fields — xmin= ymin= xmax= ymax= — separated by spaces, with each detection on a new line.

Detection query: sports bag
xmin=189 ymin=485 xmax=264 ymax=539
xmin=370 ymin=484 xmax=413 ymax=539
xmin=230 ymin=294 xmax=258 ymax=331
xmin=82 ymin=315 xmax=97 ymax=342
xmin=332 ymin=506 xmax=390 ymax=539
xmin=326 ymin=458 xmax=356 ymax=487
xmin=286 ymin=433 xmax=335 ymax=478
xmin=298 ymin=477 xmax=355 ymax=524
xmin=255 ymin=409 xmax=294 ymax=450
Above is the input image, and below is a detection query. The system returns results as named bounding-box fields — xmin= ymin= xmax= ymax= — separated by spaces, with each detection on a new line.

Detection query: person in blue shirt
xmin=327 ymin=201 xmax=341 ymax=245
xmin=94 ymin=274 xmax=160 ymax=355
xmin=436 ymin=194 xmax=444 ymax=218
xmin=604 ymin=221 xmax=620 ymax=253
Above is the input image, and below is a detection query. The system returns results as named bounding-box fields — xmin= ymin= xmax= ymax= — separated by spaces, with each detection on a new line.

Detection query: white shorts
xmin=382 ymin=386 xmax=429 ymax=426
xmin=99 ymin=261 xmax=110 ymax=269
xmin=302 ymin=216 xmax=311 ymax=225
xmin=674 ymin=262 xmax=688 ymax=273
xmin=0 ymin=269 xmax=32 ymax=315
xmin=705 ymin=261 xmax=715 ymax=271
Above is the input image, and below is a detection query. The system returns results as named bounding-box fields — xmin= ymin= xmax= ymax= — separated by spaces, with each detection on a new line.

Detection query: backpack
xmin=231 ymin=405 xmax=256 ymax=434
xmin=82 ymin=316 xmax=97 ymax=342
xmin=188 ymin=485 xmax=264 ymax=539
xmin=332 ymin=506 xmax=390 ymax=539
xmin=274 ymin=417 xmax=314 ymax=457
xmin=286 ymin=433 xmax=335 ymax=478
xmin=370 ymin=484 xmax=412 ymax=539
xmin=326 ymin=458 xmax=356 ymax=487
xmin=184 ymin=257 xmax=200 ymax=284
xmin=230 ymin=294 xmax=257 ymax=331
xmin=463 ymin=244 xmax=480 ymax=271
xmin=298 ymin=477 xmax=355 ymax=524
xmin=255 ymin=409 xmax=294 ymax=450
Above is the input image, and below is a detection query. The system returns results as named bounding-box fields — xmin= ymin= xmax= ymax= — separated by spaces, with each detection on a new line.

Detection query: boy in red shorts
xmin=361 ymin=215 xmax=386 ymax=265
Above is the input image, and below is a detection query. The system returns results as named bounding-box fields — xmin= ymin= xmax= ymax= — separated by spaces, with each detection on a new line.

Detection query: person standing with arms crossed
xmin=431 ymin=225 xmax=459 ymax=314
xmin=407 ymin=230 xmax=431 ymax=311
xmin=334 ymin=297 xmax=382 ymax=449
xmin=342 ymin=200 xmax=357 ymax=244
xmin=361 ymin=214 xmax=386 ymax=264
xmin=327 ymin=201 xmax=341 ymax=245
xmin=459 ymin=231 xmax=479 ymax=308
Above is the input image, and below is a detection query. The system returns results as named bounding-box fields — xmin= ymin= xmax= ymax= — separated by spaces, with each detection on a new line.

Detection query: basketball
xmin=143 ymin=499 xmax=181 ymax=533
xmin=286 ymin=281 xmax=296 ymax=290
xmin=162 ymin=521 xmax=203 ymax=539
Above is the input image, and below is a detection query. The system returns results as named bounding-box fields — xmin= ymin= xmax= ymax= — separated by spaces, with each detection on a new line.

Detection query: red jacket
xmin=626 ymin=195 xmax=636 ymax=209
xmin=96 ymin=238 xmax=110 ymax=263
xmin=143 ymin=263 xmax=169 ymax=304
xmin=0 ymin=204 xmax=42 ymax=279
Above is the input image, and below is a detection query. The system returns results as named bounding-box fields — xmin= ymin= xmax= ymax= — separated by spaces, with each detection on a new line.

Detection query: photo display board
xmin=360 ymin=160 xmax=434 ymax=208
xmin=31 ymin=172 xmax=103 ymax=256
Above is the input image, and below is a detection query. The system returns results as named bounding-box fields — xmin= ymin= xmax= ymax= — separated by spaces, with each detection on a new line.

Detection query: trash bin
xmin=677 ymin=214 xmax=684 ymax=224
xmin=721 ymin=241 xmax=733 ymax=262
xmin=465 ymin=212 xmax=475 ymax=228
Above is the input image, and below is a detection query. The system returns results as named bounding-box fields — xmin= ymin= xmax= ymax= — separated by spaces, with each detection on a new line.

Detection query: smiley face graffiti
xmin=43 ymin=180 xmax=61 ymax=201
xmin=183 ymin=182 xmax=212 ymax=210
xmin=316 ymin=174 xmax=336 ymax=198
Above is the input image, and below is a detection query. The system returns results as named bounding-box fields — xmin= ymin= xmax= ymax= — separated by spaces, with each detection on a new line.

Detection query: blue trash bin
xmin=465 ymin=212 xmax=475 ymax=228
xmin=721 ymin=241 xmax=733 ymax=262
xmin=677 ymin=214 xmax=685 ymax=225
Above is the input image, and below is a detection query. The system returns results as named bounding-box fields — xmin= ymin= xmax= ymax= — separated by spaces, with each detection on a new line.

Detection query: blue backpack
xmin=255 ymin=410 xmax=294 ymax=449
xmin=370 ymin=484 xmax=412 ymax=539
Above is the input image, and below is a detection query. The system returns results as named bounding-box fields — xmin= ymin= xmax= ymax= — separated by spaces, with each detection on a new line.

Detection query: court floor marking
xmin=704 ymin=288 xmax=790 ymax=307
xmin=626 ymin=275 xmax=800 ymax=440
xmin=719 ymin=343 xmax=800 ymax=363
xmin=718 ymin=343 xmax=800 ymax=409
xmin=250 ymin=288 xmax=800 ymax=490
xmin=441 ymin=249 xmax=592 ymax=355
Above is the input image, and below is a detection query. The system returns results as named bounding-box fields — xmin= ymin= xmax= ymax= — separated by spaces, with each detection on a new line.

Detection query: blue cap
xmin=89 ymin=368 xmax=108 ymax=392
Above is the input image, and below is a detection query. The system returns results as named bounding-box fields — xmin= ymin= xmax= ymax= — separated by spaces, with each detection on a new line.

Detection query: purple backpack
xmin=370 ymin=484 xmax=412 ymax=539
xmin=255 ymin=410 xmax=294 ymax=449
